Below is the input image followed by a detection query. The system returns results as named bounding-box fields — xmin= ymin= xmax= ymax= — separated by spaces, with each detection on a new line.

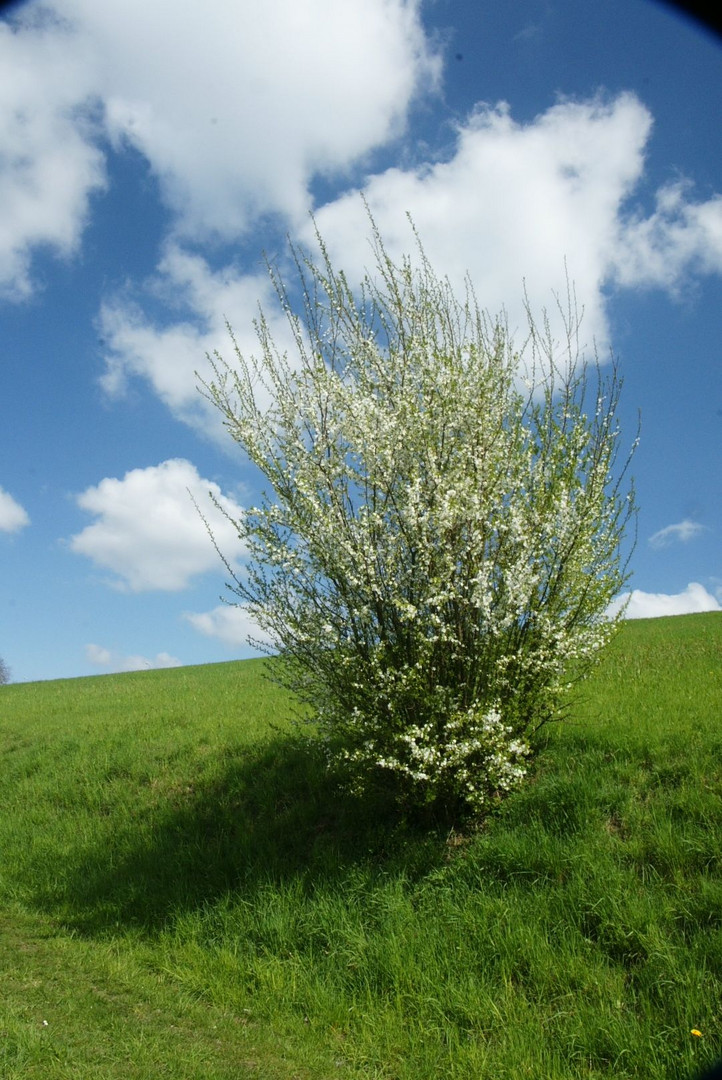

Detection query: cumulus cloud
xmin=0 ymin=11 xmax=106 ymax=299
xmin=0 ymin=486 xmax=30 ymax=532
xmin=86 ymin=642 xmax=182 ymax=672
xmin=0 ymin=0 xmax=439 ymax=299
xmin=98 ymin=246 xmax=286 ymax=438
xmin=82 ymin=0 xmax=440 ymax=239
xmin=6 ymin=3 xmax=722 ymax=442
xmin=184 ymin=604 xmax=272 ymax=649
xmin=612 ymin=181 xmax=722 ymax=290
xmin=308 ymin=94 xmax=653 ymax=350
xmin=69 ymin=458 xmax=245 ymax=591
xmin=309 ymin=93 xmax=722 ymax=350
xmin=648 ymin=519 xmax=708 ymax=548
xmin=101 ymin=91 xmax=722 ymax=430
xmin=607 ymin=582 xmax=721 ymax=619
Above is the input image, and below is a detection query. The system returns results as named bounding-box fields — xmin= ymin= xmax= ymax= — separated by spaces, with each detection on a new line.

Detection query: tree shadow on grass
xmin=41 ymin=733 xmax=455 ymax=938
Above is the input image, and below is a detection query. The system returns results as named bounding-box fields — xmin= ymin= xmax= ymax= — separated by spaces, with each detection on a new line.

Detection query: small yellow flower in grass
xmin=691 ymin=1029 xmax=703 ymax=1038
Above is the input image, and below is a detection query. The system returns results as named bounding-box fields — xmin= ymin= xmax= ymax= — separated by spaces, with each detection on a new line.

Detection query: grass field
xmin=1 ymin=613 xmax=720 ymax=1079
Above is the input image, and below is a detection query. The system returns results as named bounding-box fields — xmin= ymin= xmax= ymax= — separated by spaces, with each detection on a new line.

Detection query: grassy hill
xmin=1 ymin=613 xmax=720 ymax=1079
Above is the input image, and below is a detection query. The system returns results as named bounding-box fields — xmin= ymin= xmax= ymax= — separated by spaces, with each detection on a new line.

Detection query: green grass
xmin=1 ymin=614 xmax=721 ymax=1078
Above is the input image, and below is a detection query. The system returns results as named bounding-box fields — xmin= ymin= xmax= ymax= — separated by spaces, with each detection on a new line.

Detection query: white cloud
xmin=85 ymin=643 xmax=112 ymax=666
xmin=0 ymin=486 xmax=30 ymax=532
xmin=608 ymin=582 xmax=722 ymax=619
xmin=69 ymin=458 xmax=246 ymax=591
xmin=6 ymin=1 xmax=722 ymax=434
xmin=98 ymin=246 xmax=285 ymax=439
xmin=0 ymin=11 xmax=106 ymax=299
xmin=308 ymin=94 xmax=653 ymax=351
xmin=82 ymin=0 xmax=440 ymax=239
xmin=98 ymin=94 xmax=648 ymax=424
xmin=184 ymin=604 xmax=271 ymax=649
xmin=86 ymin=643 xmax=182 ymax=672
xmin=0 ymin=0 xmax=439 ymax=298
xmin=308 ymin=93 xmax=722 ymax=354
xmin=104 ymin=90 xmax=722 ymax=434
xmin=612 ymin=181 xmax=722 ymax=290
xmin=648 ymin=519 xmax=708 ymax=548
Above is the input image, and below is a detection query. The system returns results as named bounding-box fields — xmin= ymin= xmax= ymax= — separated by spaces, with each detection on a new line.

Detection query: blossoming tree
xmin=202 ymin=220 xmax=636 ymax=817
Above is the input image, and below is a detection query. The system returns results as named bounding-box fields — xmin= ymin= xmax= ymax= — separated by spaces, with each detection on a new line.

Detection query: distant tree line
xmin=0 ymin=657 xmax=9 ymax=685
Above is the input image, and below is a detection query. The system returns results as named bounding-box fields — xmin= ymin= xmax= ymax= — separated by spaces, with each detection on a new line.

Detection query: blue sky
xmin=1 ymin=0 xmax=721 ymax=683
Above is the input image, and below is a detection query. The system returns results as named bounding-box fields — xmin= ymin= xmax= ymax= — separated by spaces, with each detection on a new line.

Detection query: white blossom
xmin=201 ymin=215 xmax=636 ymax=816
